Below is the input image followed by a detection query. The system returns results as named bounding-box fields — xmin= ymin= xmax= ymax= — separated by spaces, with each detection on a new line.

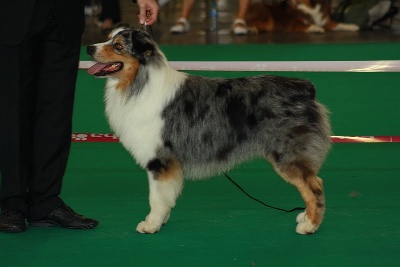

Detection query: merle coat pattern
xmin=86 ymin=28 xmax=331 ymax=234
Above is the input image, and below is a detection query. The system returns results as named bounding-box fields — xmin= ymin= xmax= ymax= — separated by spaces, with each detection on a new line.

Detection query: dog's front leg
xmin=136 ymin=161 xmax=184 ymax=234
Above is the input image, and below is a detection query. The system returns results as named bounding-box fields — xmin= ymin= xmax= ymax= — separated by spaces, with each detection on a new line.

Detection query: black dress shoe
xmin=0 ymin=209 xmax=27 ymax=233
xmin=29 ymin=204 xmax=98 ymax=230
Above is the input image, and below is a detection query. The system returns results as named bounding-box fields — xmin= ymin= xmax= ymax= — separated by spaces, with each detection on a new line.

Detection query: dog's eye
xmin=113 ymin=43 xmax=123 ymax=51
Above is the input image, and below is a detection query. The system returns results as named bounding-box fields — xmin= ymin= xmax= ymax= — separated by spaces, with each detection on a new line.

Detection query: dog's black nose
xmin=86 ymin=45 xmax=96 ymax=56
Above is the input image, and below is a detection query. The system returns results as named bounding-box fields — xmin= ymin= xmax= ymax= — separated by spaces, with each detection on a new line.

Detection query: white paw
xmin=297 ymin=4 xmax=308 ymax=13
xmin=163 ymin=212 xmax=170 ymax=225
xmin=247 ymin=27 xmax=259 ymax=34
xmin=295 ymin=212 xmax=319 ymax=235
xmin=136 ymin=220 xmax=161 ymax=234
xmin=335 ymin=23 xmax=360 ymax=32
xmin=296 ymin=211 xmax=306 ymax=223
xmin=307 ymin=25 xmax=325 ymax=33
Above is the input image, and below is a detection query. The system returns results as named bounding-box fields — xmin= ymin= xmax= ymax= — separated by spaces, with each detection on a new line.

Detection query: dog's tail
xmin=294 ymin=79 xmax=316 ymax=100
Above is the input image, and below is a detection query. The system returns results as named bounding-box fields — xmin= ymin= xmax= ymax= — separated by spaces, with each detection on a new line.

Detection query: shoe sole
xmin=170 ymin=31 xmax=188 ymax=34
xmin=0 ymin=226 xmax=26 ymax=233
xmin=29 ymin=220 xmax=98 ymax=229
xmin=29 ymin=220 xmax=59 ymax=227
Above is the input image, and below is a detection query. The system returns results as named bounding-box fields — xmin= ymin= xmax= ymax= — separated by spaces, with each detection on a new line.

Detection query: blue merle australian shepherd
xmin=86 ymin=27 xmax=331 ymax=234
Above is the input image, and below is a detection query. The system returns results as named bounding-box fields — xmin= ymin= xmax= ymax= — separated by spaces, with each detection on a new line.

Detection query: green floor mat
xmin=1 ymin=143 xmax=399 ymax=266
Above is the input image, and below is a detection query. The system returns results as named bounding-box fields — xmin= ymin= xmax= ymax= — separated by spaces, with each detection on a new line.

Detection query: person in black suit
xmin=0 ymin=0 xmax=159 ymax=233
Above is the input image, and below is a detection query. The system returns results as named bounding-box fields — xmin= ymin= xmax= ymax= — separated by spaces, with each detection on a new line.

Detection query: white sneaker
xmin=158 ymin=0 xmax=170 ymax=7
xmin=232 ymin=18 xmax=248 ymax=35
xmin=170 ymin=18 xmax=190 ymax=34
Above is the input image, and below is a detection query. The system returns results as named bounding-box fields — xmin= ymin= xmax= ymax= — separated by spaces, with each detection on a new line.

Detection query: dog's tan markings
xmin=153 ymin=159 xmax=183 ymax=181
xmin=324 ymin=21 xmax=339 ymax=31
xmin=94 ymin=44 xmax=126 ymax=67
xmin=100 ymin=44 xmax=118 ymax=59
xmin=92 ymin=36 xmax=140 ymax=91
xmin=114 ymin=57 xmax=139 ymax=91
xmin=245 ymin=0 xmax=358 ymax=34
xmin=145 ymin=50 xmax=152 ymax=58
xmin=245 ymin=3 xmax=274 ymax=33
xmin=267 ymin=156 xmax=325 ymax=227
xmin=146 ymin=158 xmax=183 ymax=181
xmin=136 ymin=159 xmax=184 ymax=234
xmin=107 ymin=36 xmax=140 ymax=91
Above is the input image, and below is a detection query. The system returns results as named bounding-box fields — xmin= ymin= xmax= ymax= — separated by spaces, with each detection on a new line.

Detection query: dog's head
xmin=86 ymin=26 xmax=160 ymax=80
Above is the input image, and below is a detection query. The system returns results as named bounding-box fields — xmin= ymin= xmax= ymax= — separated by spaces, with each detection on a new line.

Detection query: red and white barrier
xmin=77 ymin=60 xmax=399 ymax=143
xmin=71 ymin=133 xmax=400 ymax=143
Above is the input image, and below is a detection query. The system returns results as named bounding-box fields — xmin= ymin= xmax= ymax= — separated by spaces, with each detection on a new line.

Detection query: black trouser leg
xmin=0 ymin=8 xmax=81 ymax=220
xmin=28 ymin=18 xmax=81 ymax=220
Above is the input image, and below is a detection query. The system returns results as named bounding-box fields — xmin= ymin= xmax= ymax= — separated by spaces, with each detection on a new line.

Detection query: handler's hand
xmin=137 ymin=0 xmax=159 ymax=25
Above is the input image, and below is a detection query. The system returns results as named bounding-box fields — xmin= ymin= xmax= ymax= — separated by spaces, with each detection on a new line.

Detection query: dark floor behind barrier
xmin=82 ymin=0 xmax=400 ymax=45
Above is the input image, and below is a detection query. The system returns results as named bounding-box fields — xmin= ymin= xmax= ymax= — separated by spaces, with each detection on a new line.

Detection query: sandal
xmin=232 ymin=18 xmax=248 ymax=35
xmin=170 ymin=18 xmax=190 ymax=34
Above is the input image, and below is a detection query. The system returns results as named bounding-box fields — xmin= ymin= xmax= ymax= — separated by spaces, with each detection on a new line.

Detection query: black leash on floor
xmin=223 ymin=172 xmax=305 ymax=213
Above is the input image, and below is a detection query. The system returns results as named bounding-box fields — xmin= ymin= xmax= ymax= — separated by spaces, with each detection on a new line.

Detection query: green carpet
xmin=1 ymin=143 xmax=399 ymax=266
xmin=1 ymin=43 xmax=399 ymax=267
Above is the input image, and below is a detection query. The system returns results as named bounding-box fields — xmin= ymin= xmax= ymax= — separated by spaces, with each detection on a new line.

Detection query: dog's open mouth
xmin=87 ymin=62 xmax=123 ymax=76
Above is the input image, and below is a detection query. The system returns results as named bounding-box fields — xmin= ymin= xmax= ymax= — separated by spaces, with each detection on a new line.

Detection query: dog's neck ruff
xmin=104 ymin=57 xmax=187 ymax=168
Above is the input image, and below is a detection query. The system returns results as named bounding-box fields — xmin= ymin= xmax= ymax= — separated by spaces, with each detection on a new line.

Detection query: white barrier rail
xmin=79 ymin=60 xmax=400 ymax=72
xmin=77 ymin=60 xmax=400 ymax=143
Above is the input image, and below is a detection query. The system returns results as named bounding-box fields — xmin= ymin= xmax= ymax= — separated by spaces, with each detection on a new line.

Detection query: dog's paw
xmin=136 ymin=221 xmax=161 ymax=234
xmin=307 ymin=25 xmax=325 ymax=33
xmin=247 ymin=26 xmax=259 ymax=34
xmin=297 ymin=4 xmax=310 ymax=13
xmin=296 ymin=211 xmax=306 ymax=223
xmin=334 ymin=23 xmax=360 ymax=32
xmin=295 ymin=212 xmax=319 ymax=234
xmin=163 ymin=212 xmax=170 ymax=225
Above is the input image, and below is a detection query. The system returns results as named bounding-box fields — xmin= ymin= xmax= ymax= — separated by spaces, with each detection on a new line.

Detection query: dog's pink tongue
xmin=87 ymin=62 xmax=108 ymax=75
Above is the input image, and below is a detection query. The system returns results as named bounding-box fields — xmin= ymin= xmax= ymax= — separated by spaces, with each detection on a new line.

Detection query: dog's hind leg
xmin=136 ymin=159 xmax=184 ymax=234
xmin=267 ymin=157 xmax=325 ymax=235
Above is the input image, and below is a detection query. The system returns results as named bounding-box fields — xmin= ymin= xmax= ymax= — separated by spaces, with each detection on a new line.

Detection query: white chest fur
xmin=103 ymin=68 xmax=187 ymax=168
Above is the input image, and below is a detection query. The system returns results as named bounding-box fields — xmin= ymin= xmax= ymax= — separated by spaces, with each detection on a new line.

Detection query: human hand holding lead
xmin=136 ymin=0 xmax=159 ymax=25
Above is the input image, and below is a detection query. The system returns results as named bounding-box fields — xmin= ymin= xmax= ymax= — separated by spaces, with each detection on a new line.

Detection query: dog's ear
xmin=130 ymin=29 xmax=156 ymax=63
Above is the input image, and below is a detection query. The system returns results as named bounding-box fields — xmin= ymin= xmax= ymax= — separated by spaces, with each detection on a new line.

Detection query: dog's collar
xmin=139 ymin=21 xmax=147 ymax=31
xmin=139 ymin=22 xmax=156 ymax=40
